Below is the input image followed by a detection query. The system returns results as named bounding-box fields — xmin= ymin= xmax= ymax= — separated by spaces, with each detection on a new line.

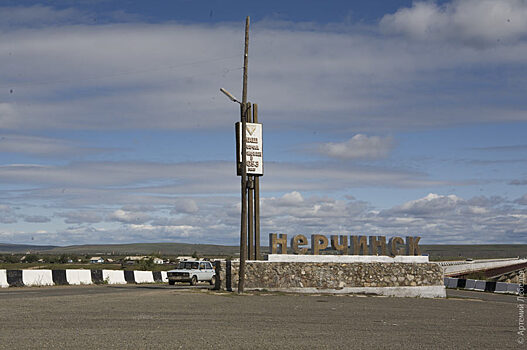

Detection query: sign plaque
xmin=235 ymin=122 xmax=263 ymax=176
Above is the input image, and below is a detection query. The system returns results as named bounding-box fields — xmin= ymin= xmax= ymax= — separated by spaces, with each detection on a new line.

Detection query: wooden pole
xmin=247 ymin=105 xmax=254 ymax=260
xmin=253 ymin=104 xmax=260 ymax=260
xmin=238 ymin=16 xmax=250 ymax=293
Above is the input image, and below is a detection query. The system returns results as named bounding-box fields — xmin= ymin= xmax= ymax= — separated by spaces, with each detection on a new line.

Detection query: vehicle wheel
xmin=209 ymin=276 xmax=216 ymax=286
xmin=190 ymin=276 xmax=197 ymax=286
xmin=168 ymin=280 xmax=175 ymax=285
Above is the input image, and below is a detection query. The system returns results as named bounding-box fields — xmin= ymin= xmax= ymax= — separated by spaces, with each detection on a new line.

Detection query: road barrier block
xmin=447 ymin=278 xmax=458 ymax=288
xmin=464 ymin=279 xmax=476 ymax=290
xmin=474 ymin=280 xmax=486 ymax=291
xmin=66 ymin=269 xmax=92 ymax=285
xmin=153 ymin=271 xmax=162 ymax=283
xmin=91 ymin=270 xmax=104 ymax=284
xmin=443 ymin=277 xmax=450 ymax=286
xmin=507 ymin=283 xmax=520 ymax=294
xmin=52 ymin=270 xmax=68 ymax=285
xmin=484 ymin=281 xmax=496 ymax=293
xmin=124 ymin=270 xmax=135 ymax=283
xmin=134 ymin=271 xmax=154 ymax=283
xmin=0 ymin=270 xmax=8 ymax=288
xmin=457 ymin=279 xmax=467 ymax=288
xmin=161 ymin=271 xmax=168 ymax=283
xmin=495 ymin=282 xmax=508 ymax=293
xmin=102 ymin=270 xmax=126 ymax=284
xmin=22 ymin=270 xmax=53 ymax=286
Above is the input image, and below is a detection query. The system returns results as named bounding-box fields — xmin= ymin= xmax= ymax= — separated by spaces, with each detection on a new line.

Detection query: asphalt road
xmin=0 ymin=285 xmax=523 ymax=349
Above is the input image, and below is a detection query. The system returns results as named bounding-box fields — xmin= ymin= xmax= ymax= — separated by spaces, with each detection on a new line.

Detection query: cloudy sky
xmin=1 ymin=0 xmax=526 ymax=246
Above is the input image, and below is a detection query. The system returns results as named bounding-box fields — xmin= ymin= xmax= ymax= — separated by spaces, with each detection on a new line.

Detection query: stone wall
xmin=217 ymin=261 xmax=444 ymax=297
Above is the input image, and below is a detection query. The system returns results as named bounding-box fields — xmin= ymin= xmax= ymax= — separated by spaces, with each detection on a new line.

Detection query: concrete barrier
xmin=456 ymin=279 xmax=467 ymax=288
xmin=66 ymin=269 xmax=93 ymax=285
xmin=495 ymin=282 xmax=509 ymax=293
xmin=124 ymin=270 xmax=135 ymax=283
xmin=7 ymin=270 xmax=23 ymax=287
xmin=102 ymin=270 xmax=126 ymax=284
xmin=0 ymin=270 xmax=8 ymax=288
xmin=52 ymin=270 xmax=68 ymax=285
xmin=508 ymin=283 xmax=520 ymax=294
xmin=447 ymin=278 xmax=458 ymax=288
xmin=133 ymin=271 xmax=155 ymax=284
xmin=464 ymin=279 xmax=476 ymax=290
xmin=91 ymin=270 xmax=104 ymax=284
xmin=161 ymin=271 xmax=168 ymax=283
xmin=474 ymin=280 xmax=486 ymax=291
xmin=153 ymin=271 xmax=162 ymax=283
xmin=22 ymin=270 xmax=53 ymax=286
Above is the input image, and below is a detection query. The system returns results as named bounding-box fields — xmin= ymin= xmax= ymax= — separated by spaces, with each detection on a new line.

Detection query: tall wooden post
xmin=253 ymin=104 xmax=261 ymax=260
xmin=238 ymin=16 xmax=250 ymax=293
xmin=247 ymin=105 xmax=254 ymax=260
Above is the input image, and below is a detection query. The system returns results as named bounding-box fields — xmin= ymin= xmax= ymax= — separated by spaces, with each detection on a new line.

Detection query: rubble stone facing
xmin=219 ymin=261 xmax=443 ymax=291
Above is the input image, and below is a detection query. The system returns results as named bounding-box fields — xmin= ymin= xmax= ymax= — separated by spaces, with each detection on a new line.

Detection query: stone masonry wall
xmin=218 ymin=261 xmax=444 ymax=291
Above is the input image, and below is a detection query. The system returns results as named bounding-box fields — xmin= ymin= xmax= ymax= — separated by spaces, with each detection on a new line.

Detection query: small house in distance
xmin=153 ymin=257 xmax=164 ymax=264
xmin=90 ymin=257 xmax=104 ymax=264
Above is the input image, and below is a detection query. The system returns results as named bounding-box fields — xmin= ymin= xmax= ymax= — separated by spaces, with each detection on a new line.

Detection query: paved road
xmin=0 ymin=285 xmax=522 ymax=349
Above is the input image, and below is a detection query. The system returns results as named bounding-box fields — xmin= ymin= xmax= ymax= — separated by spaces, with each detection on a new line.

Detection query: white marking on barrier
xmin=0 ymin=269 xmax=8 ymax=288
xmin=22 ymin=270 xmax=54 ymax=286
xmin=161 ymin=271 xmax=168 ymax=283
xmin=102 ymin=270 xmax=126 ymax=284
xmin=133 ymin=271 xmax=155 ymax=283
xmin=66 ymin=269 xmax=93 ymax=285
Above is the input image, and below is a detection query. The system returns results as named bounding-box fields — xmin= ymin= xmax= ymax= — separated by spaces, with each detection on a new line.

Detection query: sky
xmin=0 ymin=0 xmax=526 ymax=246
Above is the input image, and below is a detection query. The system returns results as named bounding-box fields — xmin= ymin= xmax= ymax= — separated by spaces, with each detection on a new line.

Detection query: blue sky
xmin=0 ymin=0 xmax=526 ymax=246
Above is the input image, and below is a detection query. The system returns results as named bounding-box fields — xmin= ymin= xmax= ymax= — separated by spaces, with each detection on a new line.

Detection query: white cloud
xmin=317 ymin=134 xmax=394 ymax=160
xmin=380 ymin=0 xmax=527 ymax=47
xmin=387 ymin=193 xmax=463 ymax=217
xmin=172 ymin=199 xmax=199 ymax=214
xmin=108 ymin=209 xmax=151 ymax=224
xmin=0 ymin=11 xmax=525 ymax=135
xmin=23 ymin=215 xmax=51 ymax=223
xmin=57 ymin=210 xmax=104 ymax=224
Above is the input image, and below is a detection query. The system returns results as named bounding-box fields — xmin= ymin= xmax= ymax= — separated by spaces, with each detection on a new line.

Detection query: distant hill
xmin=0 ymin=242 xmax=526 ymax=259
xmin=0 ymin=242 xmax=239 ymax=257
xmin=0 ymin=243 xmax=57 ymax=253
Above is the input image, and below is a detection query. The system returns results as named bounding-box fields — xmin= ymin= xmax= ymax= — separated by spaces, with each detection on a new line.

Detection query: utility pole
xmin=238 ymin=16 xmax=250 ymax=293
xmin=253 ymin=104 xmax=261 ymax=260
xmin=220 ymin=16 xmax=262 ymax=292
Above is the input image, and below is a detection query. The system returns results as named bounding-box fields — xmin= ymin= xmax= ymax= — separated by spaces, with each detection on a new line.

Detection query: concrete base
xmin=246 ymin=286 xmax=446 ymax=298
xmin=267 ymin=254 xmax=429 ymax=263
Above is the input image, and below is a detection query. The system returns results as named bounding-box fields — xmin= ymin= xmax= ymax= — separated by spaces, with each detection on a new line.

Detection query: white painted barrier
xmin=66 ymin=269 xmax=93 ymax=285
xmin=464 ymin=279 xmax=476 ymax=290
xmin=161 ymin=271 xmax=168 ymax=283
xmin=22 ymin=270 xmax=54 ymax=286
xmin=0 ymin=269 xmax=8 ymax=288
xmin=134 ymin=271 xmax=155 ymax=283
xmin=102 ymin=270 xmax=126 ymax=284
xmin=474 ymin=280 xmax=486 ymax=291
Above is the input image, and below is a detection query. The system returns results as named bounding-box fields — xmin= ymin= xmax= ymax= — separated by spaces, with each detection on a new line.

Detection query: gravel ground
xmin=0 ymin=285 xmax=521 ymax=349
